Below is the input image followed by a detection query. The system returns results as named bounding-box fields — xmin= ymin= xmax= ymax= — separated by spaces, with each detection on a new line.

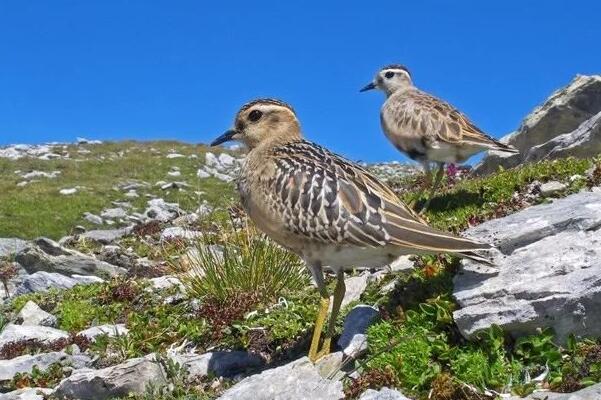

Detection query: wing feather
xmin=267 ymin=141 xmax=490 ymax=253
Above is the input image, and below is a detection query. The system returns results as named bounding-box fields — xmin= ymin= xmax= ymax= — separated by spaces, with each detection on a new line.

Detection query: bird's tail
xmin=457 ymin=250 xmax=495 ymax=266
xmin=489 ymin=139 xmax=519 ymax=154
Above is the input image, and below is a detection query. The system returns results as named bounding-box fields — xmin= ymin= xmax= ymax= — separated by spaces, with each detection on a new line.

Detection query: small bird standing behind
xmin=211 ymin=98 xmax=492 ymax=362
xmin=361 ymin=65 xmax=518 ymax=211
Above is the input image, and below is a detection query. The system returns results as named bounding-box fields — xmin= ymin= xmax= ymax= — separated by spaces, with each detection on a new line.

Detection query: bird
xmin=211 ymin=98 xmax=492 ymax=362
xmin=360 ymin=64 xmax=518 ymax=211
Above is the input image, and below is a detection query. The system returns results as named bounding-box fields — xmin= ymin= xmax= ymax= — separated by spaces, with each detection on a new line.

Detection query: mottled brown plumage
xmin=362 ymin=65 xmax=518 ymax=211
xmin=211 ymin=98 xmax=492 ymax=361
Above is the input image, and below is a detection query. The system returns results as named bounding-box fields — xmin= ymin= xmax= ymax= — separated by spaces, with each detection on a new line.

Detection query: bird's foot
xmin=308 ymin=337 xmax=332 ymax=363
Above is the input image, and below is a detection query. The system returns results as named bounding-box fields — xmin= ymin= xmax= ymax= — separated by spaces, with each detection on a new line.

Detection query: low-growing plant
xmin=179 ymin=223 xmax=308 ymax=303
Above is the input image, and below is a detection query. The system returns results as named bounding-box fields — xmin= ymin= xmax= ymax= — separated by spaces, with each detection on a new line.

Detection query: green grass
xmin=0 ymin=141 xmax=236 ymax=240
xmin=392 ymin=157 xmax=592 ymax=232
xmin=355 ymin=256 xmax=601 ymax=399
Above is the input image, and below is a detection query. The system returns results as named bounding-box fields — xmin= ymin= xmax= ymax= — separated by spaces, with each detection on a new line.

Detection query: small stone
xmin=167 ymin=170 xmax=181 ymax=177
xmin=15 ymin=301 xmax=57 ymax=327
xmin=539 ymin=180 xmax=568 ymax=197
xmin=359 ymin=387 xmax=412 ymax=400
xmin=124 ymin=190 xmax=139 ymax=198
xmin=338 ymin=305 xmax=379 ymax=357
xmin=59 ymin=188 xmax=77 ymax=195
xmin=166 ymin=153 xmax=185 ymax=159
xmin=100 ymin=208 xmax=127 ymax=219
xmin=83 ymin=212 xmax=103 ymax=225
xmin=168 ymin=351 xmax=264 ymax=380
xmin=77 ymin=324 xmax=129 ymax=342
xmin=160 ymin=227 xmax=202 ymax=241
xmin=148 ymin=275 xmax=184 ymax=291
xmin=196 ymin=169 xmax=211 ymax=179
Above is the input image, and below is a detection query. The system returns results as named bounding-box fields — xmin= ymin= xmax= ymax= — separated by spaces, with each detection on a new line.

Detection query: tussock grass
xmin=178 ymin=223 xmax=309 ymax=303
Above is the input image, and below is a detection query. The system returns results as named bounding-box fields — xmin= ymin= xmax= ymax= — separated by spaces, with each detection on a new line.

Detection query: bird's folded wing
xmin=404 ymin=91 xmax=508 ymax=149
xmin=269 ymin=141 xmax=490 ymax=252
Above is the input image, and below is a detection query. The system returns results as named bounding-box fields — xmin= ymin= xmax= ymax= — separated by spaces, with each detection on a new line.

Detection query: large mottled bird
xmin=361 ymin=65 xmax=518 ymax=210
xmin=211 ymin=98 xmax=491 ymax=361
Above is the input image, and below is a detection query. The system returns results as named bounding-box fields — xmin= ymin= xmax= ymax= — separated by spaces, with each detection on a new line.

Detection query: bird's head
xmin=211 ymin=98 xmax=301 ymax=149
xmin=360 ymin=64 xmax=413 ymax=96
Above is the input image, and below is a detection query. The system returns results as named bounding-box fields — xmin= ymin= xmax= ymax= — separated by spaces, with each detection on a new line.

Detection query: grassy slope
xmin=1 ymin=147 xmax=600 ymax=399
xmin=0 ymin=141 xmax=236 ymax=240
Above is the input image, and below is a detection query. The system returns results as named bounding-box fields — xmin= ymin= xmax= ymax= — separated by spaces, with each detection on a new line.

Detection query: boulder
xmin=0 ymin=324 xmax=69 ymax=349
xmin=15 ymin=238 xmax=126 ymax=277
xmin=14 ymin=271 xmax=103 ymax=295
xmin=218 ymin=357 xmax=344 ymax=400
xmin=454 ymin=191 xmax=601 ymax=343
xmin=168 ymin=351 xmax=264 ymax=380
xmin=474 ymin=75 xmax=601 ymax=175
xmin=53 ymin=357 xmax=166 ymax=400
xmin=15 ymin=301 xmax=57 ymax=327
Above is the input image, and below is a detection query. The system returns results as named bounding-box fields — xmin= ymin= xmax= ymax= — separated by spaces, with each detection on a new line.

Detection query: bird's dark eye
xmin=384 ymin=71 xmax=394 ymax=79
xmin=248 ymin=110 xmax=263 ymax=122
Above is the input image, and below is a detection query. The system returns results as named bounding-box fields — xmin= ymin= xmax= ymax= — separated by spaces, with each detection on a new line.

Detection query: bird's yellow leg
xmin=315 ymin=270 xmax=346 ymax=360
xmin=419 ymin=163 xmax=445 ymax=214
xmin=308 ymin=294 xmax=330 ymax=362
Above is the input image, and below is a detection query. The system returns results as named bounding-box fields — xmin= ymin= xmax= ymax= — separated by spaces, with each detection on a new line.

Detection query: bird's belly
xmin=426 ymin=141 xmax=482 ymax=164
xmin=306 ymin=244 xmax=414 ymax=271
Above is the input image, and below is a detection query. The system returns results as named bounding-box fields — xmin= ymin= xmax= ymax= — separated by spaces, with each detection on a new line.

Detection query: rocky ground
xmin=1 ymin=75 xmax=601 ymax=400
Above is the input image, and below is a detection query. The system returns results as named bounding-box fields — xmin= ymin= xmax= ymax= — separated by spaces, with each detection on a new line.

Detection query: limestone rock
xmin=15 ymin=271 xmax=103 ymax=295
xmin=77 ymin=324 xmax=129 ymax=342
xmin=15 ymin=301 xmax=57 ymax=327
xmin=169 ymin=351 xmax=264 ymax=380
xmin=0 ymin=387 xmax=53 ymax=400
xmin=15 ymin=238 xmax=125 ymax=277
xmin=53 ymin=357 xmax=166 ymax=400
xmin=475 ymin=75 xmax=601 ymax=175
xmin=338 ymin=305 xmax=379 ymax=357
xmin=0 ymin=351 xmax=91 ymax=382
xmin=0 ymin=324 xmax=69 ymax=349
xmin=359 ymin=388 xmax=413 ymax=400
xmin=218 ymin=356 xmax=344 ymax=400
xmin=453 ymin=191 xmax=601 ymax=343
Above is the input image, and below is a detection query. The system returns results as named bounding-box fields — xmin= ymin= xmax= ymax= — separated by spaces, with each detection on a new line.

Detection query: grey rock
xmin=454 ymin=191 xmax=601 ymax=343
xmin=331 ymin=274 xmax=369 ymax=311
xmin=144 ymin=198 xmax=181 ymax=222
xmin=0 ymin=351 xmax=92 ymax=382
xmin=540 ymin=181 xmax=568 ymax=197
xmin=160 ymin=227 xmax=202 ymax=242
xmin=169 ymin=351 xmax=264 ymax=379
xmin=359 ymin=388 xmax=412 ymax=400
xmin=475 ymin=75 xmax=601 ymax=175
xmin=15 ymin=271 xmax=103 ymax=295
xmin=338 ymin=305 xmax=379 ymax=357
xmin=100 ymin=208 xmax=127 ymax=219
xmin=15 ymin=301 xmax=57 ymax=327
xmin=148 ymin=275 xmax=184 ymax=291
xmin=0 ymin=238 xmax=28 ymax=259
xmin=77 ymin=324 xmax=129 ymax=341
xmin=0 ymin=387 xmax=53 ymax=400
xmin=314 ymin=351 xmax=345 ymax=380
xmin=15 ymin=238 xmax=126 ymax=277
xmin=59 ymin=188 xmax=77 ymax=195
xmin=166 ymin=153 xmax=185 ymax=159
xmin=83 ymin=212 xmax=103 ymax=225
xmin=0 ymin=324 xmax=69 ymax=349
xmin=506 ymin=382 xmax=601 ymax=399
xmin=80 ymin=227 xmax=132 ymax=244
xmin=54 ymin=357 xmax=166 ymax=400
xmin=218 ymin=356 xmax=344 ymax=400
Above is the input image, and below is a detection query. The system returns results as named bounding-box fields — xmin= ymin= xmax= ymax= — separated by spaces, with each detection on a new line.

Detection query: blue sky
xmin=0 ymin=1 xmax=599 ymax=162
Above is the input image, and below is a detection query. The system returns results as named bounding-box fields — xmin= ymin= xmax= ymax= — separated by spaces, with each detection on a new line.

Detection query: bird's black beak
xmin=210 ymin=129 xmax=237 ymax=147
xmin=359 ymin=82 xmax=376 ymax=92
